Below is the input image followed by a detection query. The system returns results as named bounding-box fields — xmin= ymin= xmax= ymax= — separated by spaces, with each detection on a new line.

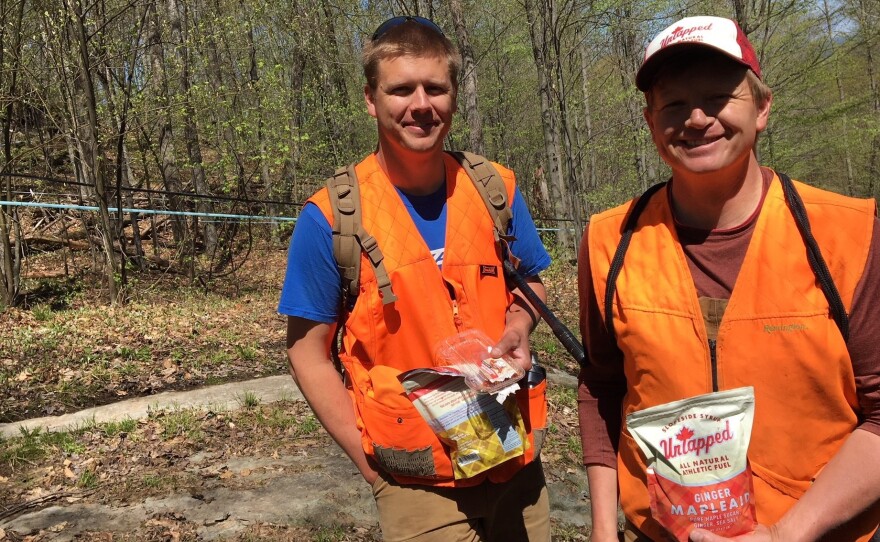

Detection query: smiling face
xmin=365 ymin=54 xmax=456 ymax=158
xmin=643 ymin=53 xmax=771 ymax=181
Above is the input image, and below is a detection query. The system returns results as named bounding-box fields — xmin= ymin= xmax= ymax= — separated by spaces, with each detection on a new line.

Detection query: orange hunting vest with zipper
xmin=308 ymin=152 xmax=547 ymax=488
xmin=588 ymin=173 xmax=877 ymax=541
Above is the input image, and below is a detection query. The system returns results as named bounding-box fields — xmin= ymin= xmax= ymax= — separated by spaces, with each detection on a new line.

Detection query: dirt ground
xmin=0 ymin=386 xmax=593 ymax=541
xmin=0 ymin=235 xmax=592 ymax=540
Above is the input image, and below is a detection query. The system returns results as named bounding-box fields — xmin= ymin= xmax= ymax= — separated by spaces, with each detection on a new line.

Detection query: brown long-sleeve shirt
xmin=578 ymin=169 xmax=880 ymax=468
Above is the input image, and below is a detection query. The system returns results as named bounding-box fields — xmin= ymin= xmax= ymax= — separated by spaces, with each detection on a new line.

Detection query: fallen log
xmin=24 ymin=235 xmax=89 ymax=251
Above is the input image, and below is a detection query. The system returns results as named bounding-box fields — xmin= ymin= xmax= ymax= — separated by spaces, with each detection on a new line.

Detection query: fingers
xmin=490 ymin=328 xmax=531 ymax=370
xmin=689 ymin=528 xmax=766 ymax=542
xmin=490 ymin=332 xmax=518 ymax=357
xmin=689 ymin=529 xmax=725 ymax=542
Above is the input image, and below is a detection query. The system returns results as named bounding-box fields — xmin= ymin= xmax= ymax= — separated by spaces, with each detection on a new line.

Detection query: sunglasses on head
xmin=371 ymin=15 xmax=445 ymax=41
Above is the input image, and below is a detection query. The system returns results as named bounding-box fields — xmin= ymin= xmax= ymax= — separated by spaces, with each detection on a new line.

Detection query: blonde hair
xmin=745 ymin=69 xmax=771 ymax=109
xmin=362 ymin=20 xmax=461 ymax=91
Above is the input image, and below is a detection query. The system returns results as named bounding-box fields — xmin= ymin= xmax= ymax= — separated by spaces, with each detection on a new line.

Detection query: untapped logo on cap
xmin=636 ymin=16 xmax=761 ymax=91
xmin=659 ymin=23 xmax=715 ymax=48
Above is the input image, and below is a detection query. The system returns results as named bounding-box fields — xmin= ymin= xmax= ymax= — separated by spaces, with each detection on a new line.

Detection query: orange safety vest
xmin=588 ymin=173 xmax=877 ymax=540
xmin=309 ymin=153 xmax=547 ymax=487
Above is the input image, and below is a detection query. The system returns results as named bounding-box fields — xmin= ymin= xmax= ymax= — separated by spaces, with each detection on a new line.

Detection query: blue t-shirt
xmin=396 ymin=185 xmax=448 ymax=266
xmin=278 ymin=184 xmax=551 ymax=323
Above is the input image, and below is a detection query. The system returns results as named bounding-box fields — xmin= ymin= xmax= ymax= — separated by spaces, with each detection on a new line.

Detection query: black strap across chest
xmin=603 ymin=174 xmax=849 ymax=343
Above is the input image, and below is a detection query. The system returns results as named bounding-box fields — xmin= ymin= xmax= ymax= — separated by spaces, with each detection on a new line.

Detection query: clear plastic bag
xmin=433 ymin=329 xmax=525 ymax=393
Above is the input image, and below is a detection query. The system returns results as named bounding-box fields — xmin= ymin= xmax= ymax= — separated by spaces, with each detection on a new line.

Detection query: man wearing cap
xmin=577 ymin=15 xmax=880 ymax=542
xmin=279 ymin=15 xmax=552 ymax=542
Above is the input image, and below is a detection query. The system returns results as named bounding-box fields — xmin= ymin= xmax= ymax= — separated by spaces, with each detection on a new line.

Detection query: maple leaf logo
xmin=676 ymin=426 xmax=694 ymax=441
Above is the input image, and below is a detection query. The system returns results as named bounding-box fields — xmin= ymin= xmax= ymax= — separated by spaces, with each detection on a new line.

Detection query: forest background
xmin=0 ymin=0 xmax=878 ymax=306
xmin=0 ymin=2 xmax=877 ymax=536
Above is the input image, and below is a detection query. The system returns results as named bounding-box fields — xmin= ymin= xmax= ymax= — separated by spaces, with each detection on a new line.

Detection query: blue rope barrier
xmin=0 ymin=200 xmax=571 ymax=231
xmin=0 ymin=200 xmax=298 ymax=222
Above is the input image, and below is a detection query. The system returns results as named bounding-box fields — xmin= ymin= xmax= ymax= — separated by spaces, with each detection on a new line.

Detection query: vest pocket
xmin=747 ymin=460 xmax=809 ymax=526
xmin=360 ymin=391 xmax=452 ymax=480
xmin=749 ymin=460 xmax=811 ymax=499
xmin=372 ymin=442 xmax=436 ymax=479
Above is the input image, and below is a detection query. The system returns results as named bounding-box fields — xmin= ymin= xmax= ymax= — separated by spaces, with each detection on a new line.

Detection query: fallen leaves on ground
xmin=0 ymin=227 xmax=586 ymax=541
xmin=0 ymin=245 xmax=290 ymax=423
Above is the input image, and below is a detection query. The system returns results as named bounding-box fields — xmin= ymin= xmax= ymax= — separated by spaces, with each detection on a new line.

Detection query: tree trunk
xmin=167 ymin=0 xmax=217 ymax=259
xmin=66 ymin=0 xmax=119 ymax=303
xmin=853 ymin=0 xmax=880 ymax=197
xmin=315 ymin=0 xmax=353 ymax=165
xmin=551 ymin=7 xmax=584 ymax=240
xmin=0 ymin=0 xmax=26 ymax=308
xmin=102 ymin=38 xmax=146 ymax=271
xmin=449 ymin=0 xmax=484 ymax=155
xmin=147 ymin=0 xmax=187 ymax=245
xmin=612 ymin=5 xmax=652 ymax=189
xmin=416 ymin=0 xmax=433 ymax=18
xmin=821 ymin=0 xmax=855 ymax=195
xmin=579 ymin=30 xmax=597 ymax=192
xmin=65 ymin=0 xmax=119 ymax=305
xmin=524 ymin=0 xmax=572 ymax=253
xmin=279 ymin=0 xmax=307 ymax=204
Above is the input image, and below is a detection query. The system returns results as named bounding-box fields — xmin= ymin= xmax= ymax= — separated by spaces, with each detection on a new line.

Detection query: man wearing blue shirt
xmin=278 ymin=15 xmax=553 ymax=542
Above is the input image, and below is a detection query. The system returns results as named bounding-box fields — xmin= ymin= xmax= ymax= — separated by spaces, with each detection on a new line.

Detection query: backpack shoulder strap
xmin=326 ymin=152 xmax=515 ymax=306
xmin=326 ymin=164 xmax=360 ymax=300
xmin=777 ymin=172 xmax=849 ymax=341
xmin=326 ymin=164 xmax=397 ymax=305
xmin=450 ymin=151 xmax=514 ymax=243
xmin=604 ymin=182 xmax=666 ymax=341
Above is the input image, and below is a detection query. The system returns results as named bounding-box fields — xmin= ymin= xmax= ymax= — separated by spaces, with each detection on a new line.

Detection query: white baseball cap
xmin=636 ymin=16 xmax=762 ymax=91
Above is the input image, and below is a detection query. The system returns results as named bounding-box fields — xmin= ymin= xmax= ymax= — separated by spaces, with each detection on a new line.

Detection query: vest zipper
xmin=451 ymin=298 xmax=462 ymax=329
xmin=708 ymin=338 xmax=719 ymax=392
xmin=445 ymin=280 xmax=463 ymax=330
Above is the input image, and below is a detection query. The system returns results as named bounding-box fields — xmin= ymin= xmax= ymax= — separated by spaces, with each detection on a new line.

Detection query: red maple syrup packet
xmin=626 ymin=387 xmax=758 ymax=541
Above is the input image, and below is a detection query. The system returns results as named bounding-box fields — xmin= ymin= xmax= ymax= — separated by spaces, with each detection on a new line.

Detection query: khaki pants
xmin=371 ymin=460 xmax=550 ymax=542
